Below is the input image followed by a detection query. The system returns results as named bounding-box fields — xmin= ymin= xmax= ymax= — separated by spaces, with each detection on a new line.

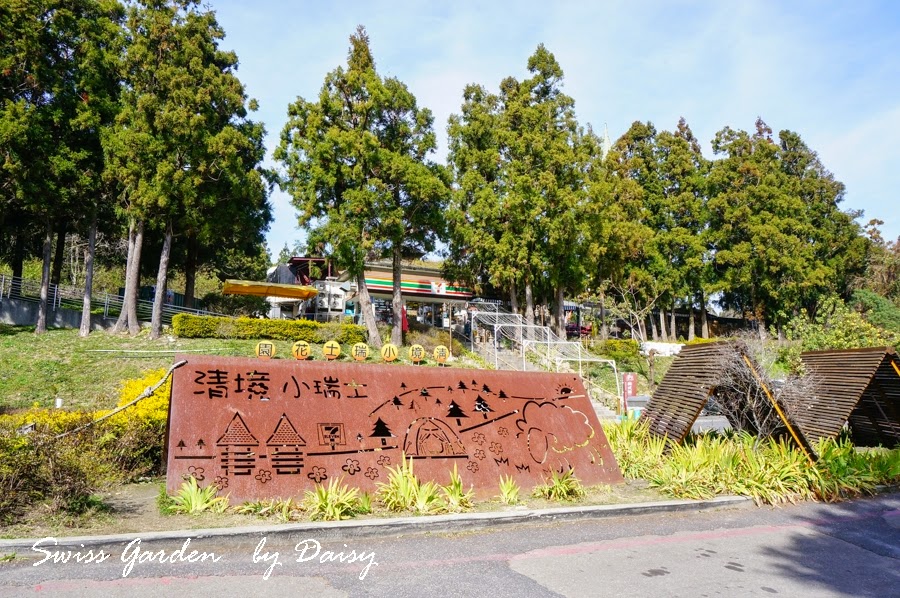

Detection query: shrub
xmin=0 ymin=369 xmax=174 ymax=522
xmin=498 ymin=475 xmax=521 ymax=505
xmin=850 ymin=289 xmax=900 ymax=334
xmin=303 ymin=477 xmax=361 ymax=521
xmin=441 ymin=465 xmax=474 ymax=512
xmin=532 ymin=469 xmax=585 ymax=501
xmin=376 ymin=455 xmax=442 ymax=514
xmin=234 ymin=498 xmax=300 ymax=521
xmin=172 ymin=313 xmax=366 ymax=344
xmin=605 ymin=420 xmax=900 ymax=505
xmin=0 ymin=423 xmax=114 ymax=522
xmin=593 ymin=339 xmax=641 ymax=366
xmin=163 ymin=477 xmax=229 ymax=514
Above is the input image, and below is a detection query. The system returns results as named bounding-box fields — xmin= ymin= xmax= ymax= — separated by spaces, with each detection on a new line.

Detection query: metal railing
xmin=465 ymin=302 xmax=621 ymax=407
xmin=0 ymin=273 xmax=223 ymax=325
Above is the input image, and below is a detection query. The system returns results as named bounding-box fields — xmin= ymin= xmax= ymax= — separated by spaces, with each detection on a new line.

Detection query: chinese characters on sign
xmin=291 ymin=341 xmax=311 ymax=360
xmin=433 ymin=345 xmax=449 ymax=364
xmin=322 ymin=340 xmax=341 ymax=360
xmin=352 ymin=342 xmax=369 ymax=361
xmin=623 ymin=372 xmax=638 ymax=409
xmin=167 ymin=356 xmax=623 ymax=501
xmin=409 ymin=344 xmax=425 ymax=363
xmin=255 ymin=342 xmax=275 ymax=359
xmin=380 ymin=343 xmax=398 ymax=362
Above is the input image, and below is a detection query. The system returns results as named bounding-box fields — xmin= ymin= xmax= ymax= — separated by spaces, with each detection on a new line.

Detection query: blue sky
xmin=209 ymin=0 xmax=900 ymax=257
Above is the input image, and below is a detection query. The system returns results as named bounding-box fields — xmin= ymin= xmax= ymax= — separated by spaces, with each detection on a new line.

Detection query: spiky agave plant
xmin=165 ymin=477 xmax=229 ymax=514
xmin=498 ymin=474 xmax=520 ymax=505
xmin=304 ymin=477 xmax=360 ymax=521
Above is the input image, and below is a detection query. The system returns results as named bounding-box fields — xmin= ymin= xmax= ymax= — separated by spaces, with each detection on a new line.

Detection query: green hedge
xmin=172 ymin=314 xmax=367 ymax=345
xmin=595 ymin=339 xmax=641 ymax=362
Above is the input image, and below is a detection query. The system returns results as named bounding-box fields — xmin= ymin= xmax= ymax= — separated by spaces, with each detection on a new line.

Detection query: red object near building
xmin=623 ymin=373 xmax=638 ymax=409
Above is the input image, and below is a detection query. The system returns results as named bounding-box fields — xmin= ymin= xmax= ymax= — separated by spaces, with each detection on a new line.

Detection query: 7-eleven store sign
xmin=363 ymin=272 xmax=473 ymax=301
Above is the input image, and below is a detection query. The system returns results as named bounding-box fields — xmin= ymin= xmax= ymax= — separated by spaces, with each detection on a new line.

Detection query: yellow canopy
xmin=223 ymin=279 xmax=318 ymax=300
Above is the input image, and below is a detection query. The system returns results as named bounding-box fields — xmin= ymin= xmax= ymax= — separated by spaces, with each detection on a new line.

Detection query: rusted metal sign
xmin=166 ymin=355 xmax=622 ymax=501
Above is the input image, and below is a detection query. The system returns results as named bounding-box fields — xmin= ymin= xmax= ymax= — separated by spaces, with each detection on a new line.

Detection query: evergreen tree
xmin=106 ymin=0 xmax=267 ymax=338
xmin=277 ymin=26 xmax=446 ymax=347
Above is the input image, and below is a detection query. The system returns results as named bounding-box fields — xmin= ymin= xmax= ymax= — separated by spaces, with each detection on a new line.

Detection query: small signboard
xmin=255 ymin=341 xmax=275 ymax=359
xmin=323 ymin=340 xmax=341 ymax=360
xmin=291 ymin=341 xmax=311 ymax=360
xmin=380 ymin=343 xmax=399 ymax=362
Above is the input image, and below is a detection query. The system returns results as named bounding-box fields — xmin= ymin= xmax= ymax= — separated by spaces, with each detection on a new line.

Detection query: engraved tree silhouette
xmin=447 ymin=400 xmax=469 ymax=426
xmin=370 ymin=417 xmax=395 ymax=446
xmin=474 ymin=396 xmax=494 ymax=419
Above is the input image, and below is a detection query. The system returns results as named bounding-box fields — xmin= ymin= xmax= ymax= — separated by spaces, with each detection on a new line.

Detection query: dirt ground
xmin=1 ymin=477 xmax=667 ymax=540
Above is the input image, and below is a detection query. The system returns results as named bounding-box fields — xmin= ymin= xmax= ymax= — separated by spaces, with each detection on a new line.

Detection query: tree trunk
xmin=50 ymin=220 xmax=66 ymax=288
xmin=509 ymin=279 xmax=519 ymax=314
xmin=700 ymin=290 xmax=709 ymax=339
xmin=35 ymin=221 xmax=53 ymax=334
xmin=113 ymin=222 xmax=135 ymax=333
xmin=79 ymin=217 xmax=97 ymax=337
xmin=687 ymin=295 xmax=696 ymax=341
xmin=11 ymin=230 xmax=24 ymax=297
xmin=126 ymin=220 xmax=145 ymax=335
xmin=650 ymin=311 xmax=659 ymax=341
xmin=184 ymin=233 xmax=197 ymax=309
xmin=524 ymin=276 xmax=535 ymax=340
xmin=658 ymin=308 xmax=668 ymax=342
xmin=553 ymin=286 xmax=565 ymax=338
xmin=390 ymin=244 xmax=403 ymax=346
xmin=356 ymin=270 xmax=382 ymax=349
xmin=600 ymin=291 xmax=609 ymax=341
xmin=150 ymin=222 xmax=173 ymax=339
xmin=670 ymin=303 xmax=676 ymax=341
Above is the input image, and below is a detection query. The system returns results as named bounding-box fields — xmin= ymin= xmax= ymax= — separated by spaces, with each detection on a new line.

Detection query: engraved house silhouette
xmin=266 ymin=413 xmax=307 ymax=475
xmin=216 ymin=413 xmax=259 ymax=476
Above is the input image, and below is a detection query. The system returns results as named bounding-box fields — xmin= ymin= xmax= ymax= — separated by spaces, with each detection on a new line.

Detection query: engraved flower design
xmin=307 ymin=466 xmax=328 ymax=484
xmin=467 ymin=461 xmax=479 ymax=473
xmin=498 ymin=427 xmax=509 ymax=437
xmin=186 ymin=466 xmax=205 ymax=481
xmin=377 ymin=454 xmax=391 ymax=466
xmin=364 ymin=467 xmax=379 ymax=480
xmin=474 ymin=449 xmax=486 ymax=460
xmin=489 ymin=442 xmax=503 ymax=456
xmin=471 ymin=432 xmax=486 ymax=446
xmin=342 ymin=459 xmax=361 ymax=475
xmin=213 ymin=476 xmax=228 ymax=490
xmin=255 ymin=469 xmax=272 ymax=484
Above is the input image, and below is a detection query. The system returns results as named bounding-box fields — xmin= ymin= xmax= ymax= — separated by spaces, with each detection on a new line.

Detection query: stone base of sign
xmin=166 ymin=355 xmax=623 ymax=501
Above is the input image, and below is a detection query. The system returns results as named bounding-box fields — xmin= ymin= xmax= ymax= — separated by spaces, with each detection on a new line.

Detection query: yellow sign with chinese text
xmin=323 ymin=340 xmax=341 ymax=360
xmin=380 ymin=343 xmax=399 ymax=362
xmin=433 ymin=344 xmax=450 ymax=364
xmin=352 ymin=342 xmax=370 ymax=361
xmin=255 ymin=341 xmax=275 ymax=359
xmin=291 ymin=340 xmax=311 ymax=360
xmin=409 ymin=344 xmax=426 ymax=363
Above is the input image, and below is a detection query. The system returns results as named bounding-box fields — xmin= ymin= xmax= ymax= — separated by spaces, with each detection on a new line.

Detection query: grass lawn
xmin=0 ymin=323 xmax=485 ymax=411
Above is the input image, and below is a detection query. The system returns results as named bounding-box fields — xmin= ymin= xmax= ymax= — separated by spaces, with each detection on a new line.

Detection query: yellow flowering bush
xmin=0 ymin=369 xmax=173 ymax=523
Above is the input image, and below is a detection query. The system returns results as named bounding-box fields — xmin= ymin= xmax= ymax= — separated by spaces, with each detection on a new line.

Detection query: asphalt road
xmin=2 ymin=493 xmax=898 ymax=597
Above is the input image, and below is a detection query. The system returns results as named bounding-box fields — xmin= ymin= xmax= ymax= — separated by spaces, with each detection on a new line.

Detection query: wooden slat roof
xmin=640 ymin=342 xmax=735 ymax=443
xmin=797 ymin=347 xmax=900 ymax=447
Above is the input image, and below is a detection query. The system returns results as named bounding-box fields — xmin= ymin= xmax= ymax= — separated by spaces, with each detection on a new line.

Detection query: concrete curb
xmin=0 ymin=495 xmax=752 ymax=553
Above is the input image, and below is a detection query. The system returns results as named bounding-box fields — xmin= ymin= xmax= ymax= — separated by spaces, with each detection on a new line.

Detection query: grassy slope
xmin=0 ymin=324 xmax=487 ymax=411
